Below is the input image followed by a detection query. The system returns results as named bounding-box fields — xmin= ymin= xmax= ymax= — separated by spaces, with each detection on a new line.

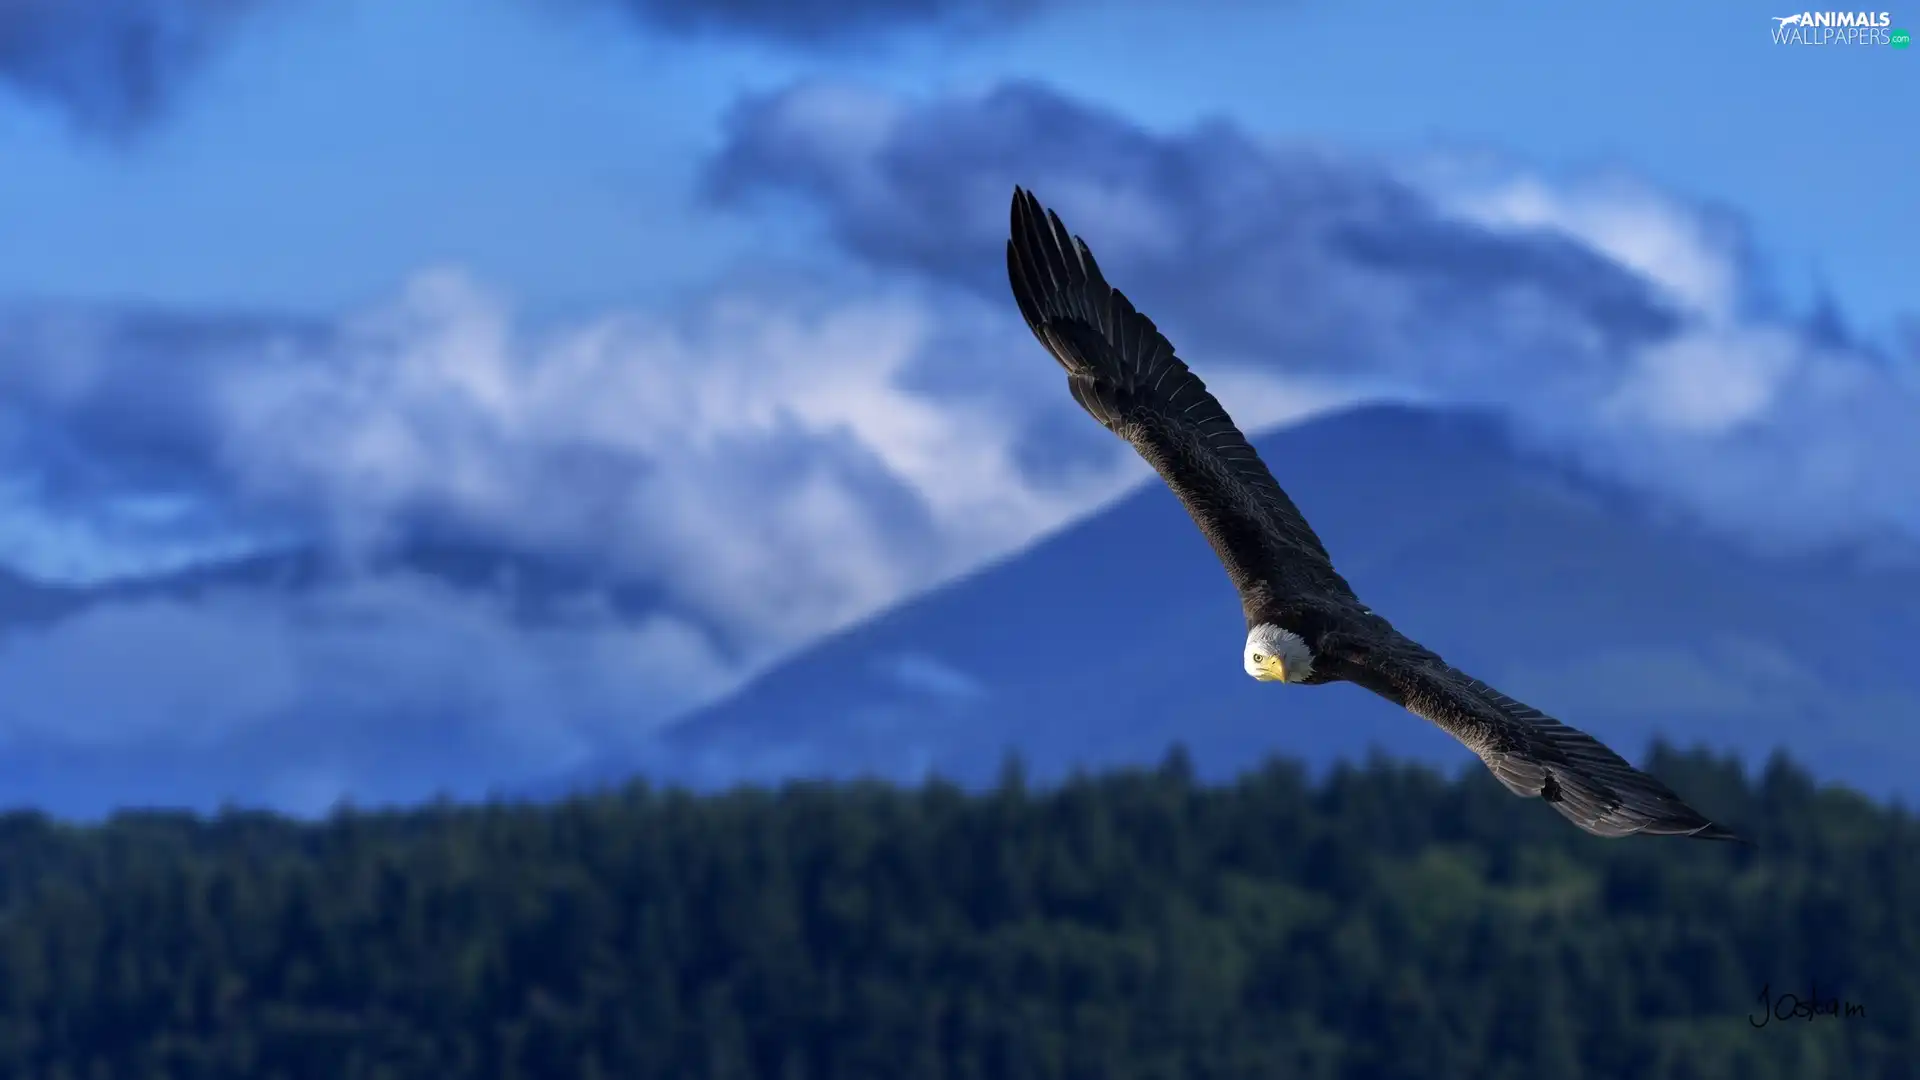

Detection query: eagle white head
xmin=1244 ymin=623 xmax=1314 ymax=683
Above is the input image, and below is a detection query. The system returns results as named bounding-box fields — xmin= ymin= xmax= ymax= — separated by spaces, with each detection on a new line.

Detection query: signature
xmin=1748 ymin=981 xmax=1866 ymax=1028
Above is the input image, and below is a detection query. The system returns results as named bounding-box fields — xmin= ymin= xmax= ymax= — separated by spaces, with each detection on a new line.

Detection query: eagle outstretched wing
xmin=1353 ymin=639 xmax=1743 ymax=840
xmin=1005 ymin=187 xmax=1354 ymax=607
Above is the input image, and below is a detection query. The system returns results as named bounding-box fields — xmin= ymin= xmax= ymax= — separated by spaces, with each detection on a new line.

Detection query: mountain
xmin=626 ymin=403 xmax=1920 ymax=806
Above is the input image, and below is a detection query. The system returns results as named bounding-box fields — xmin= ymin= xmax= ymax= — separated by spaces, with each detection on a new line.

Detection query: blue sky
xmin=3 ymin=0 xmax=1913 ymax=325
xmin=0 ymin=0 xmax=1914 ymax=814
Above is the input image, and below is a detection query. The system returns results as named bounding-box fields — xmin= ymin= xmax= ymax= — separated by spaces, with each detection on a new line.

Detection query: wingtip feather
xmin=1685 ymin=820 xmax=1750 ymax=845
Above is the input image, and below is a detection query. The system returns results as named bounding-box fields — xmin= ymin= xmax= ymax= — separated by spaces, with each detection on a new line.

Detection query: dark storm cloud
xmin=0 ymin=303 xmax=319 ymax=515
xmin=705 ymin=80 xmax=1685 ymax=381
xmin=0 ymin=0 xmax=271 ymax=135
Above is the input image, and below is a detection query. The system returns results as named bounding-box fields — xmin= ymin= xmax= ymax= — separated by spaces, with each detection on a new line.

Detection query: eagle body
xmin=1006 ymin=186 xmax=1741 ymax=843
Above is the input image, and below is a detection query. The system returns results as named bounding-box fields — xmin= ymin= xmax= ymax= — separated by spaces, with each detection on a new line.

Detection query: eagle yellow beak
xmin=1255 ymin=655 xmax=1287 ymax=682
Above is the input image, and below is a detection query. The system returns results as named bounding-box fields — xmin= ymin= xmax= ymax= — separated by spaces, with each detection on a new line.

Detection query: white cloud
xmin=1425 ymin=167 xmax=1746 ymax=322
xmin=1403 ymin=155 xmax=1920 ymax=551
xmin=203 ymin=269 xmax=1157 ymax=652
xmin=1600 ymin=325 xmax=1797 ymax=436
xmin=1425 ymin=166 xmax=1920 ymax=550
xmin=1567 ymin=322 xmax=1920 ymax=552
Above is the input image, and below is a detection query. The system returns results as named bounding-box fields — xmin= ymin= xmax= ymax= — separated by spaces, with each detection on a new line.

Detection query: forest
xmin=0 ymin=744 xmax=1911 ymax=1079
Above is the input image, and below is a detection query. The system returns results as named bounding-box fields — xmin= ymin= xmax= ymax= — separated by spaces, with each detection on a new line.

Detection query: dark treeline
xmin=0 ymin=745 xmax=1913 ymax=1079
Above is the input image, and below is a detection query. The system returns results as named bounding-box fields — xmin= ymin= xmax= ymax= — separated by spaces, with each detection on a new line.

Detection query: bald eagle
xmin=1006 ymin=187 xmax=1740 ymax=842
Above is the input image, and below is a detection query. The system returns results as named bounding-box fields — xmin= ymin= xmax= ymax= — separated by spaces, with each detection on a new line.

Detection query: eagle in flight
xmin=1006 ymin=187 xmax=1740 ymax=842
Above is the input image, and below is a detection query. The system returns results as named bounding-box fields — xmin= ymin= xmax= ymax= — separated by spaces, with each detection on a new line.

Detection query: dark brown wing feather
xmin=1006 ymin=186 xmax=1354 ymax=610
xmin=1349 ymin=637 xmax=1744 ymax=841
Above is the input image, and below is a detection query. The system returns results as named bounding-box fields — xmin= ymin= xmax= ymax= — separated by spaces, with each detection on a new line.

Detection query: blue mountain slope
xmin=643 ymin=404 xmax=1920 ymax=801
